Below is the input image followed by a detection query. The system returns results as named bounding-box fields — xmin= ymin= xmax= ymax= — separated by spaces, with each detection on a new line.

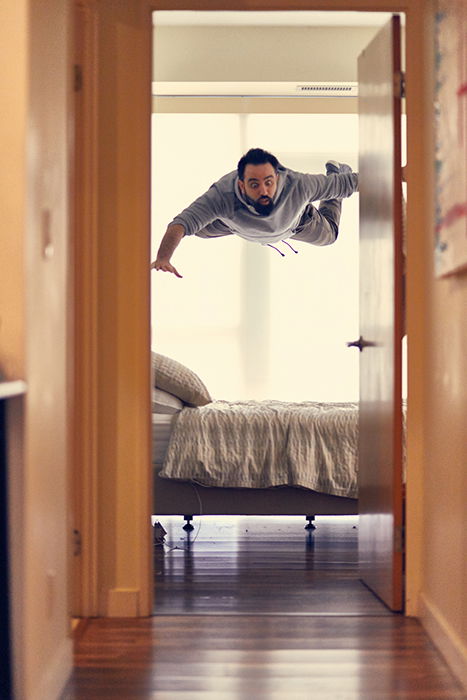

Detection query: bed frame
xmin=153 ymin=471 xmax=358 ymax=531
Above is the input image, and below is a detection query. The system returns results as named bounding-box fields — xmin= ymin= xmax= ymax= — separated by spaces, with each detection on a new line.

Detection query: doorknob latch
xmin=346 ymin=336 xmax=376 ymax=352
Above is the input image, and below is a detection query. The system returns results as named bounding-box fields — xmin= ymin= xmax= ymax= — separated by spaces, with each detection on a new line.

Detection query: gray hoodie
xmin=170 ymin=165 xmax=358 ymax=246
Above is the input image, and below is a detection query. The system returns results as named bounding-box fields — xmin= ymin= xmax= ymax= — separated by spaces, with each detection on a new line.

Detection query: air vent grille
xmin=296 ymin=83 xmax=358 ymax=96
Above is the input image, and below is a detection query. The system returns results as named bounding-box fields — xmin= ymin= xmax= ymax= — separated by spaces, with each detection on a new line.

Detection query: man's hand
xmin=151 ymin=224 xmax=185 ymax=278
xmin=151 ymin=258 xmax=183 ymax=278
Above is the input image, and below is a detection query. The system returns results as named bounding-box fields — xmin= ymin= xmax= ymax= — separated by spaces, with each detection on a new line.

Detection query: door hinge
xmin=73 ymin=528 xmax=82 ymax=556
xmin=74 ymin=64 xmax=83 ymax=92
xmin=394 ymin=525 xmax=405 ymax=553
xmin=394 ymin=70 xmax=406 ymax=99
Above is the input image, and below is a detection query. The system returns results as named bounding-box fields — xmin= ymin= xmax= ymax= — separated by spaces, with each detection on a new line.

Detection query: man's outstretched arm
xmin=151 ymin=223 xmax=185 ymax=278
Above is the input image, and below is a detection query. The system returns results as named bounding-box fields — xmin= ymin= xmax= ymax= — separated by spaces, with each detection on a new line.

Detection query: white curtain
xmin=151 ymin=113 xmax=359 ymax=402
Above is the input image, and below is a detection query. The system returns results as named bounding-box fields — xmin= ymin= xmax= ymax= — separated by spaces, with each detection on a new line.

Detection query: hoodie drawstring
xmin=283 ymin=240 xmax=298 ymax=254
xmin=267 ymin=244 xmax=285 ymax=257
xmin=266 ymin=240 xmax=299 ymax=257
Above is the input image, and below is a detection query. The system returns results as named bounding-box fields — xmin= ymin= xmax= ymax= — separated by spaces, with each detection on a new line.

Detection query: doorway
xmin=73 ymin=0 xmax=431 ymax=621
xmin=150 ymin=9 xmax=403 ymax=616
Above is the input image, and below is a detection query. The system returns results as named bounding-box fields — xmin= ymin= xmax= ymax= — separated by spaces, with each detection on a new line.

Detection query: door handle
xmin=346 ymin=336 xmax=376 ymax=352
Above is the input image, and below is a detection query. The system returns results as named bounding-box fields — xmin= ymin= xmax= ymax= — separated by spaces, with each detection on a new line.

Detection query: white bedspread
xmin=159 ymin=400 xmax=358 ymax=498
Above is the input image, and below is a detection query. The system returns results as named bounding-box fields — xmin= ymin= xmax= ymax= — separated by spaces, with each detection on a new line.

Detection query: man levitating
xmin=152 ymin=147 xmax=358 ymax=278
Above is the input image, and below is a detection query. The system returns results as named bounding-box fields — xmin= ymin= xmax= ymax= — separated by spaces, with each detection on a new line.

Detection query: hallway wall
xmin=0 ymin=0 xmax=73 ymax=698
xmin=422 ymin=261 xmax=467 ymax=686
xmin=420 ymin=9 xmax=467 ymax=675
xmin=406 ymin=0 xmax=467 ymax=687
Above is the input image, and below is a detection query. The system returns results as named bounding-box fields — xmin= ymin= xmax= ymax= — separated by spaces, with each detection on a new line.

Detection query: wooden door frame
xmin=73 ymin=0 xmax=431 ymax=617
xmin=73 ymin=0 xmax=100 ymax=617
xmin=72 ymin=0 xmax=154 ymax=617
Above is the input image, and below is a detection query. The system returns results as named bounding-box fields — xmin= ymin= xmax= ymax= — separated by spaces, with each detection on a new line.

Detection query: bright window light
xmin=151 ymin=113 xmax=359 ymax=402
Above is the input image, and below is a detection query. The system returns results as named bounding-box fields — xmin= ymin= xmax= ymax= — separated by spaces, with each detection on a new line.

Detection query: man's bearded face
xmin=238 ymin=163 xmax=278 ymax=216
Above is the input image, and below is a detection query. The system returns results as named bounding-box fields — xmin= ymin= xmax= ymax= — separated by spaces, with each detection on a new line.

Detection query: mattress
xmin=152 ymin=413 xmax=177 ymax=465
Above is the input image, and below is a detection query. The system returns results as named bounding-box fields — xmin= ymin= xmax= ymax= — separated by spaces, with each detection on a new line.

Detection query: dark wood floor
xmin=63 ymin=516 xmax=466 ymax=699
xmin=153 ymin=515 xmax=390 ymax=616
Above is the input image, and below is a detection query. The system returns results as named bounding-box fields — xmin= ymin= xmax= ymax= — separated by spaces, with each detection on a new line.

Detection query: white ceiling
xmin=152 ymin=11 xmax=395 ymax=28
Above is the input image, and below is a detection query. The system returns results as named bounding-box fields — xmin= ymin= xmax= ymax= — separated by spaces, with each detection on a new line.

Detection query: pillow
xmin=152 ymin=388 xmax=184 ymax=415
xmin=152 ymin=352 xmax=212 ymax=407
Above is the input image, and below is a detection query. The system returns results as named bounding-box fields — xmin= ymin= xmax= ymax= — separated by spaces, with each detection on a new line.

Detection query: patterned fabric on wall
xmin=434 ymin=0 xmax=467 ymax=276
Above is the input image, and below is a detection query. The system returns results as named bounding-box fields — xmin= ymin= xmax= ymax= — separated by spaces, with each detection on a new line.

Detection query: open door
xmin=356 ymin=15 xmax=404 ymax=611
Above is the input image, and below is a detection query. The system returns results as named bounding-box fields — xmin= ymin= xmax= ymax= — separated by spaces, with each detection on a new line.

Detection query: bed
xmin=152 ymin=352 xmax=359 ymax=530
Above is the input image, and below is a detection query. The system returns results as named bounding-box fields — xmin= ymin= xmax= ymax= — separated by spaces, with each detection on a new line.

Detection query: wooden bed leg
xmin=183 ymin=515 xmax=194 ymax=532
xmin=305 ymin=515 xmax=316 ymax=530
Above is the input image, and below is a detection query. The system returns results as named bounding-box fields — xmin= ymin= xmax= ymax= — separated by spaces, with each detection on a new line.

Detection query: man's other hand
xmin=150 ymin=258 xmax=183 ymax=278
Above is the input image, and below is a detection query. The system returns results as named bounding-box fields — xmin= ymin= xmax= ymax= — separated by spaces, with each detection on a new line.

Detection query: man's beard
xmin=248 ymin=195 xmax=275 ymax=216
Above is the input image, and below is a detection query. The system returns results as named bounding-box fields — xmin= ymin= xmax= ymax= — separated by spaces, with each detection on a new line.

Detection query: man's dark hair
xmin=237 ymin=148 xmax=279 ymax=180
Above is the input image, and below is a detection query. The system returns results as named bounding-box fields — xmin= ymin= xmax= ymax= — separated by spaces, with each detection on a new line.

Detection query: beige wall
xmin=419 ymin=10 xmax=467 ymax=663
xmin=0 ymin=2 xmax=27 ymax=381
xmin=153 ymin=24 xmax=380 ymax=82
xmin=1 ymin=0 xmax=73 ymax=698
xmin=422 ymin=270 xmax=467 ymax=680
xmin=405 ymin=2 xmax=467 ymax=687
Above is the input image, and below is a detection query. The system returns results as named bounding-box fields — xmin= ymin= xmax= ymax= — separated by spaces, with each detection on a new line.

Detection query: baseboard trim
xmin=105 ymin=588 xmax=141 ymax=617
xmin=419 ymin=592 xmax=467 ymax=692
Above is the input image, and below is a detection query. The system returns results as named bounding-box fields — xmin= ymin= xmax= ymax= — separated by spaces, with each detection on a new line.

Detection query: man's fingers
xmin=150 ymin=260 xmax=183 ymax=278
xmin=168 ymin=263 xmax=183 ymax=278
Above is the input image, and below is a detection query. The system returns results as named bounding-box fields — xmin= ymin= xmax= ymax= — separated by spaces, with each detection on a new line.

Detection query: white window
xmin=151 ymin=113 xmax=359 ymax=402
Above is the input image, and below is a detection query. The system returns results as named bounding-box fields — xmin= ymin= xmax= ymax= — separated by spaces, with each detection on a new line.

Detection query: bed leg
xmin=183 ymin=515 xmax=194 ymax=532
xmin=305 ymin=515 xmax=316 ymax=530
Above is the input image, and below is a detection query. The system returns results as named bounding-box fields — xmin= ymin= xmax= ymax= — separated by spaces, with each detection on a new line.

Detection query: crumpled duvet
xmin=158 ymin=399 xmax=358 ymax=498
